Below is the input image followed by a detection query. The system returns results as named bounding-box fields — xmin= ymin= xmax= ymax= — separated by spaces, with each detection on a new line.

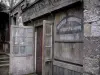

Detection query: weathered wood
xmin=53 ymin=4 xmax=83 ymax=75
xmin=22 ymin=0 xmax=81 ymax=22
xmin=53 ymin=60 xmax=83 ymax=73
xmin=10 ymin=25 xmax=35 ymax=75
xmin=53 ymin=65 xmax=82 ymax=75
xmin=42 ymin=20 xmax=53 ymax=75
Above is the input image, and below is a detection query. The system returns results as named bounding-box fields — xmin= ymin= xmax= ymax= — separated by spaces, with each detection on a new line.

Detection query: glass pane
xmin=13 ymin=46 xmax=19 ymax=54
xmin=26 ymin=28 xmax=33 ymax=33
xmin=45 ymin=24 xmax=51 ymax=34
xmin=20 ymin=46 xmax=25 ymax=54
xmin=13 ymin=37 xmax=19 ymax=45
xmin=25 ymin=46 xmax=33 ymax=55
xmin=19 ymin=28 xmax=25 ymax=37
xmin=25 ymin=28 xmax=33 ymax=37
xmin=25 ymin=38 xmax=33 ymax=45
xmin=19 ymin=37 xmax=24 ymax=45
xmin=45 ymin=36 xmax=51 ymax=46
xmin=45 ymin=47 xmax=51 ymax=59
xmin=25 ymin=32 xmax=33 ymax=37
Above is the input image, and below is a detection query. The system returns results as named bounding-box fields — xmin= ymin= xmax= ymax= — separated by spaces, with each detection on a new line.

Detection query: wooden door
xmin=10 ymin=25 xmax=35 ymax=75
xmin=36 ymin=26 xmax=43 ymax=75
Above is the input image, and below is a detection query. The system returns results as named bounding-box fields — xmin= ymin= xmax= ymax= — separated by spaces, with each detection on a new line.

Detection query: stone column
xmin=83 ymin=0 xmax=100 ymax=75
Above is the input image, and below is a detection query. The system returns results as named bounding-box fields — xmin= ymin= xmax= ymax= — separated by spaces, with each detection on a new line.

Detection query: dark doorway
xmin=36 ymin=26 xmax=43 ymax=75
xmin=0 ymin=2 xmax=10 ymax=75
xmin=0 ymin=12 xmax=9 ymax=75
xmin=0 ymin=12 xmax=9 ymax=53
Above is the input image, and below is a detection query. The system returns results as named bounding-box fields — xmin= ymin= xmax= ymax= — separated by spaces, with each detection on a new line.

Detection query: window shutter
xmin=42 ymin=20 xmax=53 ymax=75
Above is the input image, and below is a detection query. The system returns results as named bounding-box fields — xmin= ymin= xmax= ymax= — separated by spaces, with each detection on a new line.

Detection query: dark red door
xmin=36 ymin=26 xmax=43 ymax=75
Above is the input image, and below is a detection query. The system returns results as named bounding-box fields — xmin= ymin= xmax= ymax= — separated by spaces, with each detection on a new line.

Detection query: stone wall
xmin=84 ymin=0 xmax=100 ymax=75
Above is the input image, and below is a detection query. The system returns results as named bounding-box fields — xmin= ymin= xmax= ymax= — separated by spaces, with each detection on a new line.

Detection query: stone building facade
xmin=10 ymin=0 xmax=100 ymax=75
xmin=84 ymin=0 xmax=100 ymax=75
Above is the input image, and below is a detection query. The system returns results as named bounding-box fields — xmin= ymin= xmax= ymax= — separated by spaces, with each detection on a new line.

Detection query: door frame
xmin=35 ymin=31 xmax=37 ymax=71
xmin=35 ymin=25 xmax=43 ymax=75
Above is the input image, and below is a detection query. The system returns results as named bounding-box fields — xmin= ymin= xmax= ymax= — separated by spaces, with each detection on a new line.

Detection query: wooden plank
xmin=53 ymin=60 xmax=83 ymax=73
xmin=53 ymin=65 xmax=82 ymax=75
xmin=0 ymin=64 xmax=9 ymax=67
xmin=55 ymin=41 xmax=83 ymax=43
xmin=42 ymin=20 xmax=53 ymax=75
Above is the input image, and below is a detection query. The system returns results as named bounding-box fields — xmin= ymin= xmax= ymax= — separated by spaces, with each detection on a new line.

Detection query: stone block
xmin=91 ymin=25 xmax=100 ymax=36
xmin=84 ymin=24 xmax=91 ymax=37
xmin=84 ymin=9 xmax=99 ymax=23
xmin=83 ymin=57 xmax=99 ymax=75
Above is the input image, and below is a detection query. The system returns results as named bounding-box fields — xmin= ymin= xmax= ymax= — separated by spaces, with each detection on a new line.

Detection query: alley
xmin=0 ymin=1 xmax=9 ymax=75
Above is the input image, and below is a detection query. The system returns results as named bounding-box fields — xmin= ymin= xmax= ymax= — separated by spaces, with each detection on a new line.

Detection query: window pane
xmin=25 ymin=29 xmax=33 ymax=37
xmin=45 ymin=36 xmax=51 ymax=46
xmin=13 ymin=46 xmax=19 ymax=54
xmin=19 ymin=28 xmax=25 ymax=37
xmin=25 ymin=38 xmax=33 ymax=45
xmin=45 ymin=47 xmax=51 ymax=59
xmin=20 ymin=46 xmax=25 ymax=54
xmin=25 ymin=46 xmax=33 ymax=55
xmin=13 ymin=37 xmax=19 ymax=45
xmin=19 ymin=37 xmax=24 ymax=45
xmin=45 ymin=24 xmax=52 ymax=34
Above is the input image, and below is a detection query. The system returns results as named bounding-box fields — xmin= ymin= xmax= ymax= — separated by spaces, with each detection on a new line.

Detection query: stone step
xmin=0 ymin=54 xmax=9 ymax=58
xmin=0 ymin=57 xmax=9 ymax=59
xmin=0 ymin=64 xmax=9 ymax=67
xmin=0 ymin=61 xmax=9 ymax=64
xmin=0 ymin=57 xmax=9 ymax=61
